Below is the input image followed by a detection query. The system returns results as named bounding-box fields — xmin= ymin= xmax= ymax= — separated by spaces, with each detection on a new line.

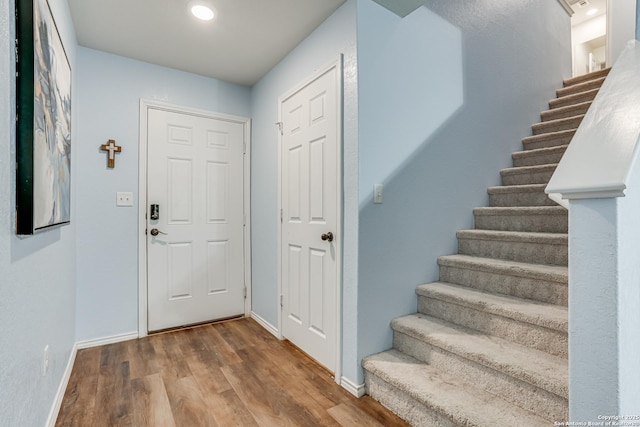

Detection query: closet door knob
xmin=321 ymin=232 xmax=334 ymax=242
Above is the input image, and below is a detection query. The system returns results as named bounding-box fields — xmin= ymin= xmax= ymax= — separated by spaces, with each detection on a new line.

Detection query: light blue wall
xmin=250 ymin=0 xmax=359 ymax=381
xmin=0 ymin=0 xmax=77 ymax=425
xmin=356 ymin=0 xmax=572 ymax=381
xmin=637 ymin=0 xmax=640 ymax=40
xmin=75 ymin=48 xmax=251 ymax=341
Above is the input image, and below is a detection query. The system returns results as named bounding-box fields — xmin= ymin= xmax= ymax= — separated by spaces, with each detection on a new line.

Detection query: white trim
xmin=251 ymin=311 xmax=279 ymax=338
xmin=340 ymin=376 xmax=366 ymax=398
xmin=138 ymin=100 xmax=149 ymax=338
xmin=552 ymin=188 xmax=626 ymax=200
xmin=547 ymin=193 xmax=569 ymax=209
xmin=243 ymin=120 xmax=253 ymax=319
xmin=76 ymin=331 xmax=139 ymax=350
xmin=138 ymin=99 xmax=252 ymax=337
xmin=334 ymin=55 xmax=344 ymax=385
xmin=45 ymin=343 xmax=78 ymax=427
xmin=556 ymin=0 xmax=574 ymax=16
xmin=276 ymin=56 xmax=344 ymax=383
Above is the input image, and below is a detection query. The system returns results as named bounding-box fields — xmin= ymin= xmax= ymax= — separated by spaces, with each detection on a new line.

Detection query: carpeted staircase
xmin=362 ymin=68 xmax=610 ymax=426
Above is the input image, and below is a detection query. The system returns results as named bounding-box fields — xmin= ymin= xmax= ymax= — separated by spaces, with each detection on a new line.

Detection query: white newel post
xmin=546 ymin=41 xmax=640 ymax=422
xmin=567 ymin=196 xmax=640 ymax=420
xmin=567 ymin=199 xmax=618 ymax=420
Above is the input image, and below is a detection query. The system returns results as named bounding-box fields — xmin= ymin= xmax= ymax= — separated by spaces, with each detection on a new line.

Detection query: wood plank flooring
xmin=56 ymin=318 xmax=409 ymax=427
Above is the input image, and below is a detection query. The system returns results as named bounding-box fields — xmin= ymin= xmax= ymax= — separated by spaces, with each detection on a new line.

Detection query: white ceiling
xmin=570 ymin=0 xmax=607 ymax=26
xmin=67 ymin=0 xmax=346 ymax=87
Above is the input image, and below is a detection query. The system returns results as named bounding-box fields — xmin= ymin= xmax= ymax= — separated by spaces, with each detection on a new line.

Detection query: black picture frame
xmin=15 ymin=0 xmax=71 ymax=235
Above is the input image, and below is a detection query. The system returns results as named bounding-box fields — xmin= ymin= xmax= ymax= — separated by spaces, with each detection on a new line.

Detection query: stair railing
xmin=545 ymin=40 xmax=640 ymax=423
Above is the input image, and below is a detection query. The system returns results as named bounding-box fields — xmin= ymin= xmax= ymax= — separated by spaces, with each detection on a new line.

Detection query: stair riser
xmin=556 ymin=78 xmax=604 ymax=97
xmin=489 ymin=191 xmax=557 ymax=207
xmin=458 ymin=238 xmax=568 ymax=266
xmin=417 ymin=297 xmax=567 ymax=358
xmin=364 ymin=373 xmax=458 ymax=427
xmin=393 ymin=332 xmax=568 ymax=422
xmin=541 ymin=103 xmax=590 ymax=122
xmin=513 ymin=149 xmax=566 ymax=167
xmin=550 ymin=89 xmax=598 ymax=109
xmin=523 ymin=131 xmax=575 ymax=150
xmin=532 ymin=116 xmax=583 ymax=135
xmin=439 ymin=264 xmax=567 ymax=305
xmin=474 ymin=213 xmax=568 ymax=233
xmin=501 ymin=169 xmax=554 ymax=185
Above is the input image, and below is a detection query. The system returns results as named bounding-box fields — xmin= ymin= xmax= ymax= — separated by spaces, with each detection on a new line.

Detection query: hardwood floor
xmin=56 ymin=318 xmax=409 ymax=427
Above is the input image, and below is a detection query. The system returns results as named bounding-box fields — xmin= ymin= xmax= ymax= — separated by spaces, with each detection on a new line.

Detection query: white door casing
xmin=278 ymin=58 xmax=342 ymax=375
xmin=138 ymin=101 xmax=251 ymax=334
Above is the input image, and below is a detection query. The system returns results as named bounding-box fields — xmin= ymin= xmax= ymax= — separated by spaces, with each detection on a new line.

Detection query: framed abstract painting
xmin=15 ymin=0 xmax=71 ymax=235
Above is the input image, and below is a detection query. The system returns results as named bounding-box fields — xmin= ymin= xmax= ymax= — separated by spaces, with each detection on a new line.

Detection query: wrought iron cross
xmin=100 ymin=139 xmax=122 ymax=168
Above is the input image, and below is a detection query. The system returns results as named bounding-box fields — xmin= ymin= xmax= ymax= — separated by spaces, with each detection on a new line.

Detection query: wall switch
xmin=43 ymin=345 xmax=49 ymax=376
xmin=116 ymin=192 xmax=134 ymax=207
xmin=374 ymin=184 xmax=383 ymax=204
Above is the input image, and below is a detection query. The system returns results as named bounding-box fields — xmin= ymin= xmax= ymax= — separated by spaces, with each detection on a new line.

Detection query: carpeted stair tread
xmin=500 ymin=163 xmax=557 ymax=177
xmin=541 ymin=100 xmax=592 ymax=122
xmin=563 ymin=68 xmax=610 ymax=86
xmin=390 ymin=314 xmax=568 ymax=398
xmin=457 ymin=229 xmax=567 ymax=245
xmin=473 ymin=206 xmax=566 ymax=216
xmin=531 ymin=114 xmax=583 ymax=135
xmin=487 ymin=184 xmax=552 ymax=206
xmin=487 ymin=186 xmax=555 ymax=206
xmin=512 ymin=145 xmax=568 ymax=167
xmin=556 ymin=76 xmax=606 ymax=97
xmin=473 ymin=206 xmax=567 ymax=233
xmin=363 ymin=350 xmax=551 ymax=427
xmin=549 ymin=87 xmax=599 ymax=109
xmin=416 ymin=281 xmax=568 ymax=333
xmin=438 ymin=254 xmax=568 ymax=305
xmin=487 ymin=184 xmax=546 ymax=195
xmin=458 ymin=228 xmax=567 ymax=242
xmin=500 ymin=163 xmax=557 ymax=186
xmin=522 ymin=129 xmax=575 ymax=150
xmin=457 ymin=229 xmax=568 ymax=266
xmin=438 ymin=254 xmax=567 ymax=284
xmin=416 ymin=282 xmax=567 ymax=357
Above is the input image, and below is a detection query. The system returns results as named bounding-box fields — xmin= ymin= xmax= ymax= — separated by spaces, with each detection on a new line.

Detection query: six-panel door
xmin=281 ymin=65 xmax=339 ymax=372
xmin=147 ymin=109 xmax=245 ymax=332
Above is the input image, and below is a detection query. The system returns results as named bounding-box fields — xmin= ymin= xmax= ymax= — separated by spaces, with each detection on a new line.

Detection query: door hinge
xmin=280 ymin=295 xmax=284 ymax=307
xmin=243 ymin=141 xmax=246 ymax=154
xmin=243 ymin=287 xmax=247 ymax=299
xmin=275 ymin=121 xmax=283 ymax=136
xmin=280 ymin=208 xmax=283 ymax=223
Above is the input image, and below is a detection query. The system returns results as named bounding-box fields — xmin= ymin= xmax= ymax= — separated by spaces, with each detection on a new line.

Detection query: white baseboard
xmin=340 ymin=376 xmax=366 ymax=397
xmin=46 ymin=331 xmax=138 ymax=425
xmin=250 ymin=311 xmax=279 ymax=337
xmin=46 ymin=343 xmax=78 ymax=427
xmin=76 ymin=331 xmax=138 ymax=350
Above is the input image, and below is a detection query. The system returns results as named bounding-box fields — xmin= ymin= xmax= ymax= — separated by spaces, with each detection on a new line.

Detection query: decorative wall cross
xmin=100 ymin=139 xmax=122 ymax=168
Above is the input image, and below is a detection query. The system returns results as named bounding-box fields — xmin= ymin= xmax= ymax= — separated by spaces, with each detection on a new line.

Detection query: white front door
xmin=280 ymin=61 xmax=341 ymax=372
xmin=146 ymin=107 xmax=246 ymax=332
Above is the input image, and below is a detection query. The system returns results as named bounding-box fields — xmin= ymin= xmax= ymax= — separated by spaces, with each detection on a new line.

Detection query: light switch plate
xmin=116 ymin=192 xmax=133 ymax=207
xmin=374 ymin=184 xmax=383 ymax=204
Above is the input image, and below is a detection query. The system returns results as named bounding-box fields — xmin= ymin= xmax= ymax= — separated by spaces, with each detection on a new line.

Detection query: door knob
xmin=150 ymin=228 xmax=167 ymax=236
xmin=321 ymin=232 xmax=334 ymax=242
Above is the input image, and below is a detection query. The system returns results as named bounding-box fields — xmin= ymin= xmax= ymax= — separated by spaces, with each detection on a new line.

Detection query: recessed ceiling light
xmin=586 ymin=8 xmax=599 ymax=16
xmin=190 ymin=2 xmax=215 ymax=21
